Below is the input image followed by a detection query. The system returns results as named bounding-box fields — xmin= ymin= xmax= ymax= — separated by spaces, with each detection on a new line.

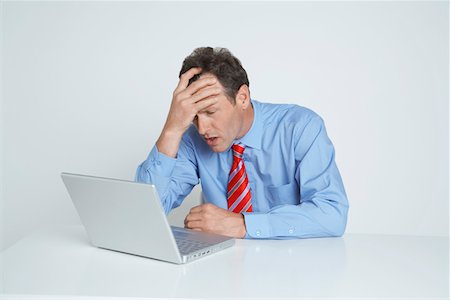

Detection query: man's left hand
xmin=184 ymin=203 xmax=247 ymax=238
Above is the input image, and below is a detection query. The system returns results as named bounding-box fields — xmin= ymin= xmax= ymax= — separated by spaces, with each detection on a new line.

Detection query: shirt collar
xmin=234 ymin=99 xmax=263 ymax=150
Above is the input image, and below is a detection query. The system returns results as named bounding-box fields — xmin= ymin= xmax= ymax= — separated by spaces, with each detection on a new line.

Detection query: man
xmin=136 ymin=47 xmax=349 ymax=239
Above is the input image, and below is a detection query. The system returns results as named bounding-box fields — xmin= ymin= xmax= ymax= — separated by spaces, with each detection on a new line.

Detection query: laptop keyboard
xmin=175 ymin=238 xmax=212 ymax=254
xmin=172 ymin=228 xmax=214 ymax=254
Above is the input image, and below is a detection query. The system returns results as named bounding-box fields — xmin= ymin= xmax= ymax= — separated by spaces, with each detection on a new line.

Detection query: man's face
xmin=192 ymin=75 xmax=246 ymax=153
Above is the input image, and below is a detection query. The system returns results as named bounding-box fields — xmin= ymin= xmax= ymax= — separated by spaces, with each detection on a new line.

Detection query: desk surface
xmin=1 ymin=225 xmax=448 ymax=299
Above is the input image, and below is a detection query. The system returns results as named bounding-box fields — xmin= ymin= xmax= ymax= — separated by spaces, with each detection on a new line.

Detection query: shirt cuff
xmin=242 ymin=212 xmax=271 ymax=239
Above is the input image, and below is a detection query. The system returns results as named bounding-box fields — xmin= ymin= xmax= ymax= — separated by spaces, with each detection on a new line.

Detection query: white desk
xmin=1 ymin=225 xmax=448 ymax=299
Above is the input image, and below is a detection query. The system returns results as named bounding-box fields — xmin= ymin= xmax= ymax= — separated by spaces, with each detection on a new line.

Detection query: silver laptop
xmin=61 ymin=172 xmax=235 ymax=264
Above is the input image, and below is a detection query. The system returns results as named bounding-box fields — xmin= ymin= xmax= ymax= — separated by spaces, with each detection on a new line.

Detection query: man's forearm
xmin=156 ymin=128 xmax=183 ymax=158
xmin=242 ymin=199 xmax=348 ymax=239
xmin=135 ymin=143 xmax=200 ymax=214
xmin=156 ymin=68 xmax=219 ymax=159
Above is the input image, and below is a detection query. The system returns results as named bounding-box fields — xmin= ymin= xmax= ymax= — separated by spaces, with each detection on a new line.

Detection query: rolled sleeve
xmin=135 ymin=139 xmax=199 ymax=213
xmin=136 ymin=146 xmax=177 ymax=180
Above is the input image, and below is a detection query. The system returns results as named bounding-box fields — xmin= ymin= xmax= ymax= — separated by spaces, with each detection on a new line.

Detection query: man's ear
xmin=235 ymin=84 xmax=250 ymax=109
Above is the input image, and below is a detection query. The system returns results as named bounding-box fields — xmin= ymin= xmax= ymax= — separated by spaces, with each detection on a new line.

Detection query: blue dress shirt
xmin=136 ymin=100 xmax=349 ymax=239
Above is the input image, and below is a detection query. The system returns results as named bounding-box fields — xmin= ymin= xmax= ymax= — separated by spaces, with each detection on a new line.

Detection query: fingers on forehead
xmin=196 ymin=98 xmax=219 ymax=113
xmin=185 ymin=68 xmax=216 ymax=84
xmin=187 ymin=77 xmax=218 ymax=94
xmin=177 ymin=68 xmax=202 ymax=87
xmin=181 ymin=67 xmax=202 ymax=78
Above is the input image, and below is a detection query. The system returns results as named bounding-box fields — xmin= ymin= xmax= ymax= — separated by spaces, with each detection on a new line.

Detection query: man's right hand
xmin=156 ymin=67 xmax=221 ymax=158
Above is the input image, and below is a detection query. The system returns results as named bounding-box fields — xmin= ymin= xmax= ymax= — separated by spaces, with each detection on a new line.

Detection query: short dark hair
xmin=179 ymin=47 xmax=250 ymax=103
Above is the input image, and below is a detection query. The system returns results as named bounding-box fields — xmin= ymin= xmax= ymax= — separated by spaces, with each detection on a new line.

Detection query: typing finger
xmin=185 ymin=220 xmax=204 ymax=230
xmin=188 ymin=205 xmax=204 ymax=214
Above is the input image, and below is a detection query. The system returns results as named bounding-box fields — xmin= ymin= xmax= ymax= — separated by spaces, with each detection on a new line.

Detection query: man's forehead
xmin=197 ymin=94 xmax=232 ymax=114
xmin=198 ymin=104 xmax=216 ymax=114
xmin=194 ymin=73 xmax=233 ymax=111
xmin=198 ymin=99 xmax=224 ymax=113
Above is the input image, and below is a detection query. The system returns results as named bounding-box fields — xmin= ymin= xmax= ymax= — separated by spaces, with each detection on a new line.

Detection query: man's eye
xmin=206 ymin=111 xmax=216 ymax=115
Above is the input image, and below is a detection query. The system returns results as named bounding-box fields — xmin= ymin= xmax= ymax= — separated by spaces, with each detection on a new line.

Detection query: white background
xmin=1 ymin=1 xmax=448 ymax=251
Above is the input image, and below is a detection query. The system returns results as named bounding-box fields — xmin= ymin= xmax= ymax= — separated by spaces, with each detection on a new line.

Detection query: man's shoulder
xmin=254 ymin=100 xmax=321 ymax=125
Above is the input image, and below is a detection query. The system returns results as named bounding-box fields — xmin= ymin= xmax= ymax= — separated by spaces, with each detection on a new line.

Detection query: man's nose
xmin=196 ymin=116 xmax=209 ymax=136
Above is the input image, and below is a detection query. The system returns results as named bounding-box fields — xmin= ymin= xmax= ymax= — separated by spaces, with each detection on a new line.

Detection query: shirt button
xmin=156 ymin=161 xmax=161 ymax=165
xmin=288 ymin=228 xmax=294 ymax=234
xmin=255 ymin=230 xmax=261 ymax=237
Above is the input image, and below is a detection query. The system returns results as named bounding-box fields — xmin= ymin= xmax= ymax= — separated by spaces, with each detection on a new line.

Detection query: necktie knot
xmin=232 ymin=143 xmax=245 ymax=159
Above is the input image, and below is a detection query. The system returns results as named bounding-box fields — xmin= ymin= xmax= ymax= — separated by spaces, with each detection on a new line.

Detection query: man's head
xmin=179 ymin=47 xmax=250 ymax=103
xmin=179 ymin=47 xmax=254 ymax=152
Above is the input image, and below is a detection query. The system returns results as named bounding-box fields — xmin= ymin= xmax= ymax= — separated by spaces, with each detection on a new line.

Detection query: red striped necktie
xmin=227 ymin=143 xmax=253 ymax=213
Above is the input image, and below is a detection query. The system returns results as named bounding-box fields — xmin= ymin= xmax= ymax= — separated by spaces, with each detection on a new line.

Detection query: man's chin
xmin=205 ymin=137 xmax=228 ymax=152
xmin=209 ymin=146 xmax=227 ymax=153
xmin=208 ymin=142 xmax=230 ymax=153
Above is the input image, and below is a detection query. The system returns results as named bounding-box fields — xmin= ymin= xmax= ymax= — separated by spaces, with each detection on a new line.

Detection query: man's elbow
xmin=135 ymin=164 xmax=150 ymax=183
xmin=330 ymin=220 xmax=347 ymax=237
xmin=324 ymin=202 xmax=349 ymax=237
